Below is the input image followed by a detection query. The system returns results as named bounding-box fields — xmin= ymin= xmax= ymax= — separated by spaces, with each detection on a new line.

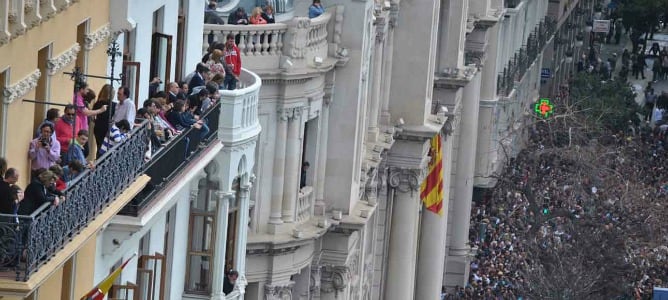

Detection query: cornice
xmin=434 ymin=65 xmax=479 ymax=89
xmin=3 ymin=69 xmax=41 ymax=104
xmin=47 ymin=43 xmax=81 ymax=76
xmin=83 ymin=24 xmax=111 ymax=50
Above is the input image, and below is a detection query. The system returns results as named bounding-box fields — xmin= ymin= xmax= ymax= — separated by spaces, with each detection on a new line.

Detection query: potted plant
xmin=585 ymin=20 xmax=593 ymax=33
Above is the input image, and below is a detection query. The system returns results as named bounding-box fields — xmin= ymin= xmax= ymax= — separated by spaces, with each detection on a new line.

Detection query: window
xmin=76 ymin=19 xmax=90 ymax=72
xmin=34 ymin=44 xmax=51 ymax=132
xmin=185 ymin=180 xmax=217 ymax=295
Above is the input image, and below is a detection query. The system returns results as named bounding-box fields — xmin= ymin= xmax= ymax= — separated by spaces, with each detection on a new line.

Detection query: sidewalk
xmin=598 ymin=30 xmax=668 ymax=106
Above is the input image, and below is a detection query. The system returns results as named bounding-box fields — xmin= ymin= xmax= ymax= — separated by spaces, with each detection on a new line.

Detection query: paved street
xmin=598 ymin=30 xmax=668 ymax=106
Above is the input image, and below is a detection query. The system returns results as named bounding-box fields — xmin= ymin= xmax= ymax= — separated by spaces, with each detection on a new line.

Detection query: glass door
xmin=150 ymin=33 xmax=173 ymax=90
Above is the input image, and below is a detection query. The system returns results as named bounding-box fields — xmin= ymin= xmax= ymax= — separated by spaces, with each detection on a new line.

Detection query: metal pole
xmin=106 ymin=33 xmax=122 ymax=127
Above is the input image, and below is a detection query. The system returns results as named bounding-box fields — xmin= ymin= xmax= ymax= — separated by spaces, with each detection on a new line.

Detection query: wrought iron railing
xmin=0 ymin=122 xmax=150 ymax=281
xmin=119 ymin=103 xmax=221 ymax=217
xmin=497 ymin=17 xmax=557 ymax=96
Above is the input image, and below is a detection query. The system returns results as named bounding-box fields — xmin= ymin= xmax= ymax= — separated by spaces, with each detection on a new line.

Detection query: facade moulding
xmin=475 ymin=8 xmax=505 ymax=29
xmin=3 ymin=69 xmax=41 ymax=104
xmin=46 ymin=43 xmax=80 ymax=76
xmin=434 ymin=65 xmax=479 ymax=89
xmin=83 ymin=23 xmax=111 ymax=50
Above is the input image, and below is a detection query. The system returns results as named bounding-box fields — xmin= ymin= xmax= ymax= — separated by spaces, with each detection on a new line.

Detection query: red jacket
xmin=224 ymin=45 xmax=242 ymax=76
xmin=55 ymin=119 xmax=80 ymax=153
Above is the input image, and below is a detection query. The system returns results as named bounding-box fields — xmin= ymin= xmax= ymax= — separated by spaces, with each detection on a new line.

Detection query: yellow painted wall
xmin=72 ymin=236 xmax=97 ymax=299
xmin=36 ymin=266 xmax=63 ymax=300
xmin=0 ymin=0 xmax=110 ymax=188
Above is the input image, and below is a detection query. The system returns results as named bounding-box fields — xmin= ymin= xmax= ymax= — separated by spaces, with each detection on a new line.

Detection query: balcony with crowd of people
xmin=0 ymin=61 xmax=261 ymax=283
xmin=203 ymin=0 xmax=340 ymax=74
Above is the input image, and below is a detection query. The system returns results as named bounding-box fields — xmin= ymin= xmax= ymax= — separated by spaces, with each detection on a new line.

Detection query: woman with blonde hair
xmin=250 ymin=7 xmax=267 ymax=24
xmin=93 ymin=84 xmax=116 ymax=151
xmin=206 ymin=49 xmax=226 ymax=78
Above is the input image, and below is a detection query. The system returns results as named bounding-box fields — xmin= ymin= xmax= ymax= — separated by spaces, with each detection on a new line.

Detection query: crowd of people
xmin=440 ymin=88 xmax=668 ymax=299
xmin=0 ymin=27 xmax=245 ymax=220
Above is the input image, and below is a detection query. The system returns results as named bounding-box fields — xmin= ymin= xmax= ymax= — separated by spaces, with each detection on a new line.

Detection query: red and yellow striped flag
xmin=420 ymin=134 xmax=444 ymax=215
xmin=80 ymin=254 xmax=136 ymax=300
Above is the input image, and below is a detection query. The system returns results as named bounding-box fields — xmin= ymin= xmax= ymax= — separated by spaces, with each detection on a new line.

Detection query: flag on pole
xmin=420 ymin=134 xmax=444 ymax=215
xmin=80 ymin=253 xmax=136 ymax=300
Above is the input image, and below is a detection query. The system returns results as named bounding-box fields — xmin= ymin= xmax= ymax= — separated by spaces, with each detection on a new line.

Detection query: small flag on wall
xmin=420 ymin=134 xmax=444 ymax=215
xmin=80 ymin=253 xmax=136 ymax=300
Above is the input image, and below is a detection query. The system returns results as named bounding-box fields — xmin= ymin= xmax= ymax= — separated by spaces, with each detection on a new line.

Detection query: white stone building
xmin=93 ymin=1 xmax=260 ymax=300
xmin=201 ymin=0 xmax=586 ymax=299
xmin=87 ymin=0 xmax=588 ymax=298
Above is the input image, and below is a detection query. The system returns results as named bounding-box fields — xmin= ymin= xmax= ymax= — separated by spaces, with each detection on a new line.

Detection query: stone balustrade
xmin=202 ymin=11 xmax=333 ymax=72
xmin=296 ymin=186 xmax=314 ymax=223
xmin=218 ymin=68 xmax=262 ymax=143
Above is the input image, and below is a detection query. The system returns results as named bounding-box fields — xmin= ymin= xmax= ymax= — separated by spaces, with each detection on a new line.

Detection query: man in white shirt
xmin=113 ymin=86 xmax=136 ymax=124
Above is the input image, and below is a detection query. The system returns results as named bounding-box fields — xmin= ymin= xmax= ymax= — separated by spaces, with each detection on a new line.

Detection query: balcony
xmin=118 ymin=68 xmax=261 ymax=218
xmin=203 ymin=11 xmax=335 ymax=73
xmin=0 ymin=0 xmax=67 ymax=47
xmin=0 ymin=122 xmax=151 ymax=282
xmin=296 ymin=186 xmax=314 ymax=223
xmin=120 ymin=103 xmax=222 ymax=216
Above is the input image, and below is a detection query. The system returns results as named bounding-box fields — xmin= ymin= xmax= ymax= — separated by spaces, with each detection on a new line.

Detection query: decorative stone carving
xmin=40 ymin=0 xmax=57 ymax=21
xmin=375 ymin=16 xmax=386 ymax=43
xmin=332 ymin=266 xmax=351 ymax=292
xmin=310 ymin=264 xmax=322 ymax=297
xmin=264 ymin=282 xmax=294 ymax=300
xmin=3 ymin=69 xmax=41 ymax=104
xmin=46 ymin=43 xmax=80 ymax=76
xmin=277 ymin=106 xmax=302 ymax=121
xmin=389 ymin=2 xmax=399 ymax=28
xmin=387 ymin=167 xmax=421 ymax=192
xmin=83 ymin=24 xmax=111 ymax=50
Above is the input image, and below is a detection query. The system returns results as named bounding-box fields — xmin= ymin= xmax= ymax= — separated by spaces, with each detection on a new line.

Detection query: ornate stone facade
xmin=264 ymin=282 xmax=294 ymax=300
xmin=2 ymin=69 xmax=41 ymax=104
xmin=83 ymin=24 xmax=111 ymax=50
xmin=46 ymin=43 xmax=81 ymax=76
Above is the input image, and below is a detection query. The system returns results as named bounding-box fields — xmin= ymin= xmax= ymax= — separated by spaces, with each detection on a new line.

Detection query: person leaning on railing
xmin=18 ymin=170 xmax=61 ymax=215
xmin=167 ymin=100 xmax=210 ymax=145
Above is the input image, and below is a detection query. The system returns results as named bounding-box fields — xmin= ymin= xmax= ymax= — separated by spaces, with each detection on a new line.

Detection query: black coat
xmin=0 ymin=181 xmax=13 ymax=214
xmin=19 ymin=181 xmax=56 ymax=215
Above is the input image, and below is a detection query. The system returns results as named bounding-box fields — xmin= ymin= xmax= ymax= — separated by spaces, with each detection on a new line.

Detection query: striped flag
xmin=80 ymin=254 xmax=136 ymax=300
xmin=420 ymin=134 xmax=444 ymax=215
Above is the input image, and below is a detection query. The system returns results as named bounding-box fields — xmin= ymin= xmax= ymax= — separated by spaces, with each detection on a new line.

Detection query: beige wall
xmin=0 ymin=0 xmax=110 ymax=188
xmin=72 ymin=237 xmax=97 ymax=299
xmin=36 ymin=267 xmax=63 ymax=300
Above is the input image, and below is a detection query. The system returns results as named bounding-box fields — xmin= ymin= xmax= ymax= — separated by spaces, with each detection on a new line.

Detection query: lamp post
xmin=106 ymin=32 xmax=123 ymax=126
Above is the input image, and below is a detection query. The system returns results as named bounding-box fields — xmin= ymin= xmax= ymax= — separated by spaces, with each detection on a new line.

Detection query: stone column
xmin=264 ymin=283 xmax=294 ymax=300
xmin=269 ymin=110 xmax=288 ymax=229
xmin=445 ymin=72 xmax=483 ymax=288
xmin=415 ymin=137 xmax=452 ymax=300
xmin=380 ymin=5 xmax=397 ymax=126
xmin=439 ymin=0 xmax=467 ymax=70
xmin=368 ymin=22 xmax=385 ymax=141
xmin=211 ymin=191 xmax=232 ymax=300
xmin=235 ymin=185 xmax=251 ymax=274
xmin=282 ymin=107 xmax=302 ymax=223
xmin=384 ymin=167 xmax=422 ymax=300
xmin=315 ymin=100 xmax=330 ymax=215
xmin=480 ymin=24 xmax=500 ymax=101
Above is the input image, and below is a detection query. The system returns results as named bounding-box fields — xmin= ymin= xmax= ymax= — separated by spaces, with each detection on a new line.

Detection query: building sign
xmin=541 ymin=68 xmax=551 ymax=79
xmin=593 ymin=20 xmax=611 ymax=33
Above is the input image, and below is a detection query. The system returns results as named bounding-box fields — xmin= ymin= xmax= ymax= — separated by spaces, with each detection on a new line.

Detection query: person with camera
xmin=28 ymin=123 xmax=61 ymax=174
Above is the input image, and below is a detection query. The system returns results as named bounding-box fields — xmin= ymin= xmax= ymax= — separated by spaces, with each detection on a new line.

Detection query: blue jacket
xmin=309 ymin=4 xmax=324 ymax=18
